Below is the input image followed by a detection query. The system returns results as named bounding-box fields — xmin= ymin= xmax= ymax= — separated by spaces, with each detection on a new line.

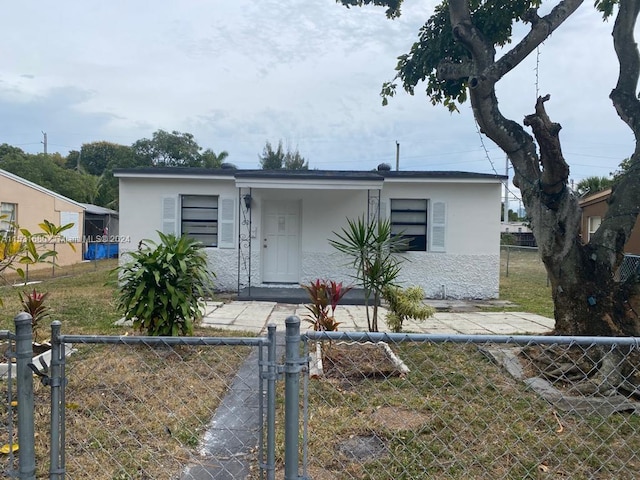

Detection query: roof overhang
xmin=234 ymin=177 xmax=384 ymax=190
xmin=113 ymin=171 xmax=234 ymax=181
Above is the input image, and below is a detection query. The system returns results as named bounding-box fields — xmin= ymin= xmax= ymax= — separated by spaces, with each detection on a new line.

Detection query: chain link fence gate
xmin=7 ymin=319 xmax=282 ymax=480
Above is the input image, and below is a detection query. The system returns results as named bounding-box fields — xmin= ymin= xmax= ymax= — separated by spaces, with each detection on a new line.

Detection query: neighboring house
xmin=579 ymin=188 xmax=640 ymax=255
xmin=0 ymin=168 xmax=84 ymax=268
xmin=114 ymin=167 xmax=506 ymax=299
xmin=501 ymin=222 xmax=536 ymax=247
xmin=81 ymin=203 xmax=120 ymax=260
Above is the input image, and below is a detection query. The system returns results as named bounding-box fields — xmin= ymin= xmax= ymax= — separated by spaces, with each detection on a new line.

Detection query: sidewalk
xmin=200 ymin=301 xmax=555 ymax=335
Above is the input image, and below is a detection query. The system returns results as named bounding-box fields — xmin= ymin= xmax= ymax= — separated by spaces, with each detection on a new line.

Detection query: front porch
xmin=237 ymin=286 xmax=371 ymax=305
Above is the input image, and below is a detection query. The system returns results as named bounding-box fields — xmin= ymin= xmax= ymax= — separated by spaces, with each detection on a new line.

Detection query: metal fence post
xmin=265 ymin=324 xmax=277 ymax=480
xmin=49 ymin=321 xmax=64 ymax=480
xmin=14 ymin=312 xmax=36 ymax=480
xmin=284 ymin=316 xmax=302 ymax=480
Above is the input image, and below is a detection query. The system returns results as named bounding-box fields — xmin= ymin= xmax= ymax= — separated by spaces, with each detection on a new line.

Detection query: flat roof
xmin=114 ymin=167 xmax=506 ymax=182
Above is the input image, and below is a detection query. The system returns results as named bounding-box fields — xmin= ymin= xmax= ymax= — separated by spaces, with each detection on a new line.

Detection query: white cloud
xmin=0 ymin=0 xmax=636 ymax=179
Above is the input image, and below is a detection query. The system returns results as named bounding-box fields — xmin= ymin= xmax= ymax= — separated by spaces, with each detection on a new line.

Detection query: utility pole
xmin=503 ymin=156 xmax=509 ymax=223
xmin=395 ymin=141 xmax=400 ymax=171
xmin=41 ymin=131 xmax=48 ymax=156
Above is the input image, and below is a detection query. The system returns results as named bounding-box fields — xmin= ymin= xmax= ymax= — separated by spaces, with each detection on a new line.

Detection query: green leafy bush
xmin=383 ymin=285 xmax=435 ymax=333
xmin=114 ymin=232 xmax=215 ymax=336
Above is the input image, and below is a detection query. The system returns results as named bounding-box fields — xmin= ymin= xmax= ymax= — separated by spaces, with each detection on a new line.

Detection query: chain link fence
xmin=618 ymin=254 xmax=640 ymax=282
xmin=502 ymin=246 xmax=640 ymax=286
xmin=2 ymin=318 xmax=281 ymax=480
xmin=0 ymin=329 xmax=18 ymax=477
xmin=6 ymin=317 xmax=640 ymax=479
xmin=298 ymin=330 xmax=640 ymax=480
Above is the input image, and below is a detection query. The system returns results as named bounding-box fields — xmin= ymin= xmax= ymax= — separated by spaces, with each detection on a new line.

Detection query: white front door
xmin=262 ymin=200 xmax=300 ymax=283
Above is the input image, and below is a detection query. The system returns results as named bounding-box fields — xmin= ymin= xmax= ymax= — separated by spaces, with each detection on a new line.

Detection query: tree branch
xmin=487 ymin=0 xmax=584 ymax=84
xmin=449 ymin=0 xmax=495 ymax=74
xmin=523 ymin=95 xmax=570 ymax=207
xmin=436 ymin=59 xmax=473 ymax=81
xmin=610 ymin=0 xmax=640 ymax=137
xmin=590 ymin=0 xmax=640 ymax=266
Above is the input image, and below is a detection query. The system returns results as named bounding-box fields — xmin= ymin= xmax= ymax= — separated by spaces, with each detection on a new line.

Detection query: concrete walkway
xmin=200 ymin=300 xmax=555 ymax=335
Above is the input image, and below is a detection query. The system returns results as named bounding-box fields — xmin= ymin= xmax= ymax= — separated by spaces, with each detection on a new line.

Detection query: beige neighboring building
xmin=0 ymin=168 xmax=84 ymax=269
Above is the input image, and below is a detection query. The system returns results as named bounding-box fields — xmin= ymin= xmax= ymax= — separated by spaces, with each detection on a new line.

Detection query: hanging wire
xmin=473 ymin=113 xmax=522 ymax=202
xmin=535 ymin=45 xmax=541 ymax=99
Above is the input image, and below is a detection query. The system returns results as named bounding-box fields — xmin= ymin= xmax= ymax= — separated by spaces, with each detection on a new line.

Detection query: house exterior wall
xmin=380 ymin=181 xmax=501 ymax=298
xmin=0 ymin=174 xmax=84 ymax=268
xmin=580 ymin=191 xmax=640 ymax=255
xmin=118 ymin=176 xmax=239 ymax=290
xmin=118 ymin=173 xmax=503 ymax=299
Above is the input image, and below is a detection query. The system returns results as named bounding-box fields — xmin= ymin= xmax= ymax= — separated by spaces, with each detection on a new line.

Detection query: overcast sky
xmin=1 ymin=1 xmax=636 ymax=200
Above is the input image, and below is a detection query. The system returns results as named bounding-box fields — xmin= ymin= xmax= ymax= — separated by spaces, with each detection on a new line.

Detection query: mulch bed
xmin=321 ymin=342 xmax=405 ymax=379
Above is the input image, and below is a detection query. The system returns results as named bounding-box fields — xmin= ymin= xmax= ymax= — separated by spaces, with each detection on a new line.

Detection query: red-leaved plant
xmin=302 ymin=279 xmax=352 ymax=331
xmin=19 ymin=288 xmax=51 ymax=342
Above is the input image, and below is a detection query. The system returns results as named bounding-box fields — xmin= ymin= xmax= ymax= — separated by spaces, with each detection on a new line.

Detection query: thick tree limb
xmin=448 ymin=0 xmax=540 ymax=184
xmin=523 ymin=95 xmax=569 ymax=206
xmin=610 ymin=0 xmax=640 ymax=139
xmin=590 ymin=0 xmax=640 ymax=267
xmin=487 ymin=0 xmax=584 ymax=84
xmin=449 ymin=0 xmax=495 ymax=74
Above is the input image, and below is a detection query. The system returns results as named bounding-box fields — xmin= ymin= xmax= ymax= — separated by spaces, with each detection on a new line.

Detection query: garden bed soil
xmin=319 ymin=341 xmax=408 ymax=379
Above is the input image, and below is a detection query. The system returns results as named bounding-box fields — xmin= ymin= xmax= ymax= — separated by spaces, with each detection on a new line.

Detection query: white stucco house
xmin=114 ymin=166 xmax=505 ymax=299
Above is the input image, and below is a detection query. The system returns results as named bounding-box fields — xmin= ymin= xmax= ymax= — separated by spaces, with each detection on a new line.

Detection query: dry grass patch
xmin=2 ymin=337 xmax=251 ymax=479
xmin=1 ymin=261 xmax=254 ymax=478
xmin=265 ymin=341 xmax=640 ymax=479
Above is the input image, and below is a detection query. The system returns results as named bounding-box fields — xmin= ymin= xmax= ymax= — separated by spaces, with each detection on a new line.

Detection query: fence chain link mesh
xmin=26 ymin=334 xmax=273 ymax=480
xmin=297 ymin=334 xmax=640 ymax=480
xmin=0 ymin=330 xmax=17 ymax=478
xmin=618 ymin=254 xmax=640 ymax=282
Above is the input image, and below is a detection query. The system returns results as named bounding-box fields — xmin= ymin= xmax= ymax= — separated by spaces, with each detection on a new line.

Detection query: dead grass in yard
xmin=0 ymin=260 xmax=250 ymax=478
xmin=61 ymin=339 xmax=249 ymax=479
xmin=260 ymin=341 xmax=640 ymax=479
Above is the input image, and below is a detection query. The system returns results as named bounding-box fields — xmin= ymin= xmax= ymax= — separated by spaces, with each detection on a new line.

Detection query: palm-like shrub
xmin=330 ymin=216 xmax=407 ymax=332
xmin=115 ymin=232 xmax=215 ymax=336
xmin=19 ymin=288 xmax=51 ymax=342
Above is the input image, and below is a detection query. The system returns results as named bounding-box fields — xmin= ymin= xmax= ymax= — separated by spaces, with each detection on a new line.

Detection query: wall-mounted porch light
xmin=243 ymin=193 xmax=252 ymax=210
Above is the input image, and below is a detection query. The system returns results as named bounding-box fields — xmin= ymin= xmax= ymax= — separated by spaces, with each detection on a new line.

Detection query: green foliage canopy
xmin=259 ymin=140 xmax=309 ymax=170
xmin=132 ymin=129 xmax=203 ymax=167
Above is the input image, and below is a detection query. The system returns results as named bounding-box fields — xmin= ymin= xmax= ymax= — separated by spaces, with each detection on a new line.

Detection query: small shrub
xmin=383 ymin=285 xmax=435 ymax=333
xmin=302 ymin=279 xmax=352 ymax=331
xmin=114 ymin=232 xmax=215 ymax=336
xmin=19 ymin=288 xmax=51 ymax=342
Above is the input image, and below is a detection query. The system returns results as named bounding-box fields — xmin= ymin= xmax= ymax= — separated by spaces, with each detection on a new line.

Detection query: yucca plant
xmin=330 ymin=216 xmax=407 ymax=332
xmin=114 ymin=232 xmax=215 ymax=336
